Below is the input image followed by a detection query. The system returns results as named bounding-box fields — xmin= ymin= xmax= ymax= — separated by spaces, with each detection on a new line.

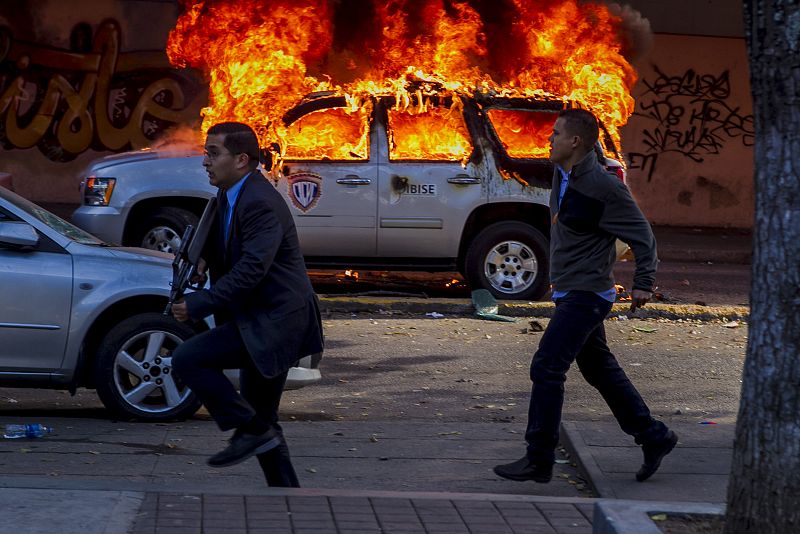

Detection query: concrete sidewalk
xmin=0 ymin=418 xmax=731 ymax=533
xmin=561 ymin=420 xmax=733 ymax=503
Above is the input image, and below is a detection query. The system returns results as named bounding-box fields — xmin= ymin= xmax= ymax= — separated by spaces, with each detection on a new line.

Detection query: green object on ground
xmin=471 ymin=289 xmax=518 ymax=322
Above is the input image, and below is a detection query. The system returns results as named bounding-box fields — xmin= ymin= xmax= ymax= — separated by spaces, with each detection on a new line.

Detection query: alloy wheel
xmin=483 ymin=240 xmax=539 ymax=295
xmin=112 ymin=329 xmax=192 ymax=415
xmin=141 ymin=226 xmax=181 ymax=254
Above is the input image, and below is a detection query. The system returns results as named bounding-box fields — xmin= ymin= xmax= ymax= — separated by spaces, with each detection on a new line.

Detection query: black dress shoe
xmin=494 ymin=456 xmax=553 ymax=483
xmin=636 ymin=430 xmax=678 ymax=482
xmin=208 ymin=428 xmax=281 ymax=468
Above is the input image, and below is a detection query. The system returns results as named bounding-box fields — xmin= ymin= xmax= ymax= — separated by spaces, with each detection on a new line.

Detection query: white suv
xmin=73 ymin=93 xmax=625 ymax=301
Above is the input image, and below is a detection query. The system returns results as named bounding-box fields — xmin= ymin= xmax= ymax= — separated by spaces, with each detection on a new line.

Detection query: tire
xmin=94 ymin=312 xmax=201 ymax=422
xmin=132 ymin=207 xmax=198 ymax=254
xmin=464 ymin=221 xmax=549 ymax=301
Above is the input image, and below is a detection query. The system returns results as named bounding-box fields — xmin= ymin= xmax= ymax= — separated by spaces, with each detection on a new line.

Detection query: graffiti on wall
xmin=0 ymin=20 xmax=204 ymax=162
xmin=628 ymin=66 xmax=754 ymax=182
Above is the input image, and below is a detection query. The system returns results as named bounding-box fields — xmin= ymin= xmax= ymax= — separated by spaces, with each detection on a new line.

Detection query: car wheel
xmin=94 ymin=312 xmax=201 ymax=421
xmin=134 ymin=207 xmax=198 ymax=254
xmin=464 ymin=221 xmax=549 ymax=301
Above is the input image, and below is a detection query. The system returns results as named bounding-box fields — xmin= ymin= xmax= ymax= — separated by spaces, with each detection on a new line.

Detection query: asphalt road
xmin=289 ymin=313 xmax=745 ymax=424
xmin=0 ymin=313 xmax=746 ymax=421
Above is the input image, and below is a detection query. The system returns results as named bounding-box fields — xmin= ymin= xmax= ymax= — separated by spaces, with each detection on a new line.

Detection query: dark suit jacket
xmin=184 ymin=171 xmax=324 ymax=378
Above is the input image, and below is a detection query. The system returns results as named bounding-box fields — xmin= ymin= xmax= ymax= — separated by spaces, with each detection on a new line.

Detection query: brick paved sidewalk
xmin=131 ymin=492 xmax=596 ymax=534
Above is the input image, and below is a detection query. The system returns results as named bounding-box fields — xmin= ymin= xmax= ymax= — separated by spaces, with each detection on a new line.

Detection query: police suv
xmin=73 ymin=92 xmax=626 ymax=301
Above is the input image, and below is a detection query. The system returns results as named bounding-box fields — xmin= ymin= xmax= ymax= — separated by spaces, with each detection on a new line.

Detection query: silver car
xmin=0 ymin=187 xmax=321 ymax=421
xmin=73 ymin=93 xmax=626 ymax=302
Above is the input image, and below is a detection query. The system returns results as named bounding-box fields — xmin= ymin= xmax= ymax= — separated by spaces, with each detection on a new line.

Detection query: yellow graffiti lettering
xmin=5 ymin=75 xmax=61 ymax=148
xmin=0 ymin=20 xmax=202 ymax=158
xmin=55 ymin=73 xmax=97 ymax=154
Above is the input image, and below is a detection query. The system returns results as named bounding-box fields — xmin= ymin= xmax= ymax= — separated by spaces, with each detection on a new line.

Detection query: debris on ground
xmin=471 ymin=289 xmax=518 ymax=322
xmin=528 ymin=320 xmax=545 ymax=332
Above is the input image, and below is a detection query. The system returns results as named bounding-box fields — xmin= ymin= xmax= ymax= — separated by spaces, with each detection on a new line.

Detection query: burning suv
xmin=72 ymin=91 xmax=625 ymax=301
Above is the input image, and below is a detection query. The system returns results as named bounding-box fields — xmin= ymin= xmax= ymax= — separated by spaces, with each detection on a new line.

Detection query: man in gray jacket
xmin=494 ymin=109 xmax=677 ymax=484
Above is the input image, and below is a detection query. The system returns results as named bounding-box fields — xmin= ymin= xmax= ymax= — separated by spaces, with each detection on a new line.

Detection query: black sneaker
xmin=493 ymin=456 xmax=553 ymax=483
xmin=636 ymin=430 xmax=678 ymax=482
xmin=207 ymin=428 xmax=281 ymax=468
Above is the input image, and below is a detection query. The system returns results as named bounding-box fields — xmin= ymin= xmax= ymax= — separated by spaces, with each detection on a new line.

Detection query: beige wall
xmin=620 ymin=0 xmax=744 ymax=38
xmin=621 ymin=34 xmax=754 ymax=227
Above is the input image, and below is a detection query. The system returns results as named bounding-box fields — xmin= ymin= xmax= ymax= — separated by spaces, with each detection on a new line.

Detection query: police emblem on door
xmin=287 ymin=172 xmax=323 ymax=213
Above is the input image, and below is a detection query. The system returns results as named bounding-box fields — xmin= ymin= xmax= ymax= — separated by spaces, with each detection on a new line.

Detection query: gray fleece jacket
xmin=549 ymin=150 xmax=657 ymax=293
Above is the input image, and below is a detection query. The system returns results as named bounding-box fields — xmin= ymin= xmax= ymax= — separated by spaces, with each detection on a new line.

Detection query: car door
xmin=276 ymin=99 xmax=378 ymax=258
xmin=376 ymin=97 xmax=484 ymax=258
xmin=0 ymin=207 xmax=73 ymax=371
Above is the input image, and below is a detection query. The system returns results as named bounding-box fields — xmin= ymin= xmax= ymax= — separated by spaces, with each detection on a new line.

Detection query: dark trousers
xmin=172 ymin=321 xmax=300 ymax=487
xmin=525 ymin=291 xmax=668 ymax=464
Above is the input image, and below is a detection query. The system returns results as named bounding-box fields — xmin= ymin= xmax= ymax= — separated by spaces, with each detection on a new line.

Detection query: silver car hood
xmin=88 ymin=148 xmax=201 ymax=173
xmin=105 ymin=246 xmax=174 ymax=264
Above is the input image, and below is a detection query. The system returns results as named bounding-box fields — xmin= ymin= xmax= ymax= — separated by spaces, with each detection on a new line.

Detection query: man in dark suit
xmin=171 ymin=122 xmax=323 ymax=487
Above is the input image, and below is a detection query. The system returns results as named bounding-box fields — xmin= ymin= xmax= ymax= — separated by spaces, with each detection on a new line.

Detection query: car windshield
xmin=0 ymin=188 xmax=104 ymax=245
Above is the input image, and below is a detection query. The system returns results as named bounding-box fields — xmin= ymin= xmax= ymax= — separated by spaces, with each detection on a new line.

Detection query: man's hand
xmin=190 ymin=258 xmax=208 ymax=285
xmin=629 ymin=289 xmax=653 ymax=312
xmin=171 ymin=300 xmax=190 ymax=322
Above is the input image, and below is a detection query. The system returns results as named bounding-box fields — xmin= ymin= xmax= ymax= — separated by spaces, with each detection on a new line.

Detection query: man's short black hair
xmin=558 ymin=108 xmax=599 ymax=149
xmin=207 ymin=122 xmax=261 ymax=170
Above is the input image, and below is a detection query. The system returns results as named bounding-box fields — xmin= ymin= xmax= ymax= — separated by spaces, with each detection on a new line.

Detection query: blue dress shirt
xmin=222 ymin=172 xmax=249 ymax=242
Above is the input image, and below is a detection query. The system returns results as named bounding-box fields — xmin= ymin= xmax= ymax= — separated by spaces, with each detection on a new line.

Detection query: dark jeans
xmin=525 ymin=291 xmax=668 ymax=464
xmin=172 ymin=321 xmax=300 ymax=487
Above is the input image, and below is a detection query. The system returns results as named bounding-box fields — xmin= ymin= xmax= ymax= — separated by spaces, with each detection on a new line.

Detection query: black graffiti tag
xmin=629 ymin=66 xmax=754 ymax=181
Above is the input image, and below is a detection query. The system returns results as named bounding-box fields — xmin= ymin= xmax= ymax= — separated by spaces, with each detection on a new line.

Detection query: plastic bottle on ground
xmin=3 ymin=423 xmax=54 ymax=438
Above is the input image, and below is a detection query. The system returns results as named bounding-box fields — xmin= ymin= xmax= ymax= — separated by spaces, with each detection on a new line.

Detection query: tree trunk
xmin=725 ymin=1 xmax=800 ymax=533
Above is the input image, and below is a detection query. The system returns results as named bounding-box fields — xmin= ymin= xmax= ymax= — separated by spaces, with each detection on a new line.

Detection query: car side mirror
xmin=0 ymin=221 xmax=40 ymax=249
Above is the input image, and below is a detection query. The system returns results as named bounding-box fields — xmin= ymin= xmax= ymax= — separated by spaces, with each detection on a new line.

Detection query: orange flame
xmin=487 ymin=109 xmax=557 ymax=159
xmin=167 ymin=0 xmax=636 ymax=169
xmin=388 ymin=100 xmax=472 ymax=161
xmin=283 ymin=106 xmax=370 ymax=160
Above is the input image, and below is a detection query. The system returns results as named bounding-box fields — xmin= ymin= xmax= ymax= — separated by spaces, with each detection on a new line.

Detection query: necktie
xmin=219 ymin=193 xmax=229 ymax=247
xmin=224 ymin=200 xmax=233 ymax=244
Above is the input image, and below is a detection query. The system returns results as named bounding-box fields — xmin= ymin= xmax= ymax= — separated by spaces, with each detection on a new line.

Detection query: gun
xmin=164 ymin=197 xmax=218 ymax=316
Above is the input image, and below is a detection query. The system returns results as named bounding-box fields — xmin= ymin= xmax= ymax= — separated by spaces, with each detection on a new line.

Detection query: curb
xmin=318 ymin=296 xmax=749 ymax=322
xmin=0 ymin=477 xmax=597 ymax=503
xmin=592 ymin=499 xmax=725 ymax=534
xmin=560 ymin=422 xmax=617 ymax=499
